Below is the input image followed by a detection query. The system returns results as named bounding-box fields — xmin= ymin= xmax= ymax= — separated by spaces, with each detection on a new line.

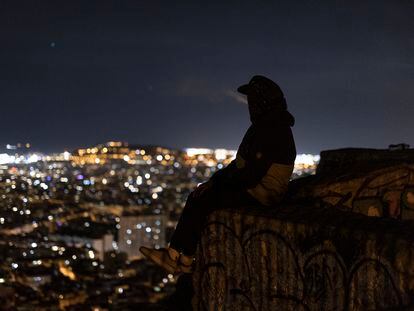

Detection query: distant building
xmin=91 ymin=234 xmax=115 ymax=261
xmin=71 ymin=141 xmax=135 ymax=165
xmin=51 ymin=233 xmax=114 ymax=261
xmin=71 ymin=141 xmax=177 ymax=165
xmin=183 ymin=148 xmax=236 ymax=167
xmin=3 ymin=143 xmax=31 ymax=153
xmin=118 ymin=214 xmax=167 ymax=259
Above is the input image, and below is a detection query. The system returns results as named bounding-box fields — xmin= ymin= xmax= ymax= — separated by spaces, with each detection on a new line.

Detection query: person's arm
xmin=224 ymin=149 xmax=273 ymax=189
xmin=209 ymin=160 xmax=237 ymax=183
xmin=192 ymin=160 xmax=238 ymax=198
xmin=218 ymin=125 xmax=275 ymax=189
xmin=221 ymin=123 xmax=295 ymax=189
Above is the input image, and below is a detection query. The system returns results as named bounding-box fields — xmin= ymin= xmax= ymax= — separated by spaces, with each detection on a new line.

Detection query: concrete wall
xmin=192 ymin=205 xmax=414 ymax=311
xmin=316 ymin=148 xmax=414 ymax=177
xmin=293 ymin=164 xmax=414 ymax=220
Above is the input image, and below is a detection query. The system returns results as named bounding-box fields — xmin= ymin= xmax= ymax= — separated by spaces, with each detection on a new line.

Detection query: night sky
xmin=1 ymin=0 xmax=413 ymax=154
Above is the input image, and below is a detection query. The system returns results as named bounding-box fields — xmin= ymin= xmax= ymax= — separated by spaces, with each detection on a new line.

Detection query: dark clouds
xmin=1 ymin=0 xmax=413 ymax=153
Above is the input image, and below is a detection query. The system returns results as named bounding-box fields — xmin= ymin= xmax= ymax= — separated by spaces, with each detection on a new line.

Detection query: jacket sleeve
xmin=224 ymin=148 xmax=274 ymax=189
xmin=212 ymin=126 xmax=275 ymax=189
xmin=209 ymin=160 xmax=237 ymax=184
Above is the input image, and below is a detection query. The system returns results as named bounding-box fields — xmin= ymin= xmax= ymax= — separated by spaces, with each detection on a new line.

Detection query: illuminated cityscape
xmin=0 ymin=141 xmax=318 ymax=309
xmin=2 ymin=0 xmax=413 ymax=308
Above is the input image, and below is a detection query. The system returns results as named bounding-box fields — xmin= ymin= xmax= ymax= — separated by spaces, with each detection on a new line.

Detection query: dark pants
xmin=169 ymin=186 xmax=258 ymax=255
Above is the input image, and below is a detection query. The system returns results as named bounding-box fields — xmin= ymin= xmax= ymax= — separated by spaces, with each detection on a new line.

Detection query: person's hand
xmin=192 ymin=181 xmax=213 ymax=198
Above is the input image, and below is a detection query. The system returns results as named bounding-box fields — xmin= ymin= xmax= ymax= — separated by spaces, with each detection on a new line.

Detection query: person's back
xmin=211 ymin=75 xmax=296 ymax=206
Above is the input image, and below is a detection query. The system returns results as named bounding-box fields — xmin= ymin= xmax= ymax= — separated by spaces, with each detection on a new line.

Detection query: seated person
xmin=140 ymin=75 xmax=296 ymax=274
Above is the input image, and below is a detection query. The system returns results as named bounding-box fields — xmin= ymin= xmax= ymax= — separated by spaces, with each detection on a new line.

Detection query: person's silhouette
xmin=140 ymin=75 xmax=296 ymax=274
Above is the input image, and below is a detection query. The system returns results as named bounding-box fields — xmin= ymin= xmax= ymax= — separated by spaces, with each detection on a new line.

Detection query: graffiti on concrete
xmin=194 ymin=220 xmax=405 ymax=311
xmin=299 ymin=165 xmax=414 ymax=220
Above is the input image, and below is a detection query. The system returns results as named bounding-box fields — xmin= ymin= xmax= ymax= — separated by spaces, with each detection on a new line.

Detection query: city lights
xmin=0 ymin=141 xmax=319 ymax=308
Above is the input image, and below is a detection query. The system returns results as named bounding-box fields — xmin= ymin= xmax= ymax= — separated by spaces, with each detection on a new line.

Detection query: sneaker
xmin=139 ymin=247 xmax=180 ymax=274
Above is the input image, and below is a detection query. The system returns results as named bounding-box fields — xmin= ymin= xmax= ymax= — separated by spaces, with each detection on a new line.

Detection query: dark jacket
xmin=211 ymin=107 xmax=296 ymax=205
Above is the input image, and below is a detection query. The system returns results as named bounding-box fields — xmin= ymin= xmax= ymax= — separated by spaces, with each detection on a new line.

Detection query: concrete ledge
xmin=192 ymin=205 xmax=414 ymax=310
xmin=291 ymin=164 xmax=414 ymax=220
